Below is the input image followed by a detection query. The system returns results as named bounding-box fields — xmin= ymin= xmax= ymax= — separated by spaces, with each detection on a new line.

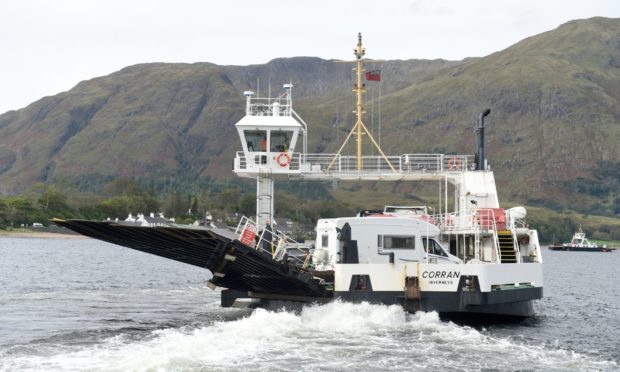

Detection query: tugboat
xmin=54 ymin=34 xmax=544 ymax=319
xmin=548 ymin=227 xmax=613 ymax=252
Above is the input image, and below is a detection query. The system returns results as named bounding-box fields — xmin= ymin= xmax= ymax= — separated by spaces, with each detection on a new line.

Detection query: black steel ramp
xmin=52 ymin=219 xmax=332 ymax=299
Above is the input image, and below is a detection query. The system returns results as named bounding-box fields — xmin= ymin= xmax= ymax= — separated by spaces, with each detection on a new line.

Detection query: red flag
xmin=365 ymin=69 xmax=381 ymax=81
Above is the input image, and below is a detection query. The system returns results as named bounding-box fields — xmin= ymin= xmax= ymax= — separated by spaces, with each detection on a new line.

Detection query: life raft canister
xmin=275 ymin=152 xmax=291 ymax=167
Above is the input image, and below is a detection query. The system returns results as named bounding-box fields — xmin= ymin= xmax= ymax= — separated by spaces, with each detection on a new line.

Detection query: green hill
xmin=0 ymin=17 xmax=619 ymax=217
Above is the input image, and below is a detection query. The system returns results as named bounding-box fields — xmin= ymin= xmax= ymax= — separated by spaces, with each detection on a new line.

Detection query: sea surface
xmin=0 ymin=237 xmax=618 ymax=371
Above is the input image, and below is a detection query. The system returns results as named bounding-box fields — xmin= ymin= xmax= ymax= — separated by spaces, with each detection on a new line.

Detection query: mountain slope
xmin=0 ymin=57 xmax=458 ymax=191
xmin=0 ymin=63 xmax=244 ymax=190
xmin=0 ymin=17 xmax=619 ymax=210
xmin=373 ymin=17 xmax=620 ymax=200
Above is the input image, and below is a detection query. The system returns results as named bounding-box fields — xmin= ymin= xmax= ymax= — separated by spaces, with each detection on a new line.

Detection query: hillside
xmin=376 ymin=17 xmax=620 ymax=203
xmin=0 ymin=17 xmax=619 ymax=215
xmin=0 ymin=57 xmax=458 ymax=191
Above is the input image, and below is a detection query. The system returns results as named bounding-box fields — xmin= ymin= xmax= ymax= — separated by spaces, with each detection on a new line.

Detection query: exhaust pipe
xmin=476 ymin=109 xmax=491 ymax=171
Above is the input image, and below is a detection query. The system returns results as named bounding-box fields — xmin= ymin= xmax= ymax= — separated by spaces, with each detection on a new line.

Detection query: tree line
xmin=1 ymin=177 xmax=618 ymax=245
xmin=0 ymin=178 xmax=340 ymax=229
xmin=0 ymin=179 xmax=246 ymax=228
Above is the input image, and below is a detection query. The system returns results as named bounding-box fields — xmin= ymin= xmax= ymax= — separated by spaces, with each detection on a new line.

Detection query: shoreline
xmin=0 ymin=231 xmax=88 ymax=239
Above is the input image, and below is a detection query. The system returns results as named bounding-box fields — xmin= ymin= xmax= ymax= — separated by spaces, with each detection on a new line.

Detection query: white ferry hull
xmin=334 ymin=288 xmax=540 ymax=317
xmin=333 ymin=262 xmax=543 ymax=317
xmin=548 ymin=245 xmax=612 ymax=252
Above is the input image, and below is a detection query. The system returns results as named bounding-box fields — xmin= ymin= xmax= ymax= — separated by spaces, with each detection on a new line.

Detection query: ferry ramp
xmin=52 ymin=219 xmax=332 ymax=300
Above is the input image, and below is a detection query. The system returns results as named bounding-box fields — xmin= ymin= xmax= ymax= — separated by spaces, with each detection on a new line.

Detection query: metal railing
xmin=507 ymin=216 xmax=528 ymax=231
xmin=433 ymin=208 xmax=500 ymax=232
xmin=235 ymin=152 xmax=475 ymax=174
xmin=246 ymin=96 xmax=292 ymax=117
xmin=432 ymin=208 xmax=504 ymax=263
xmin=235 ymin=216 xmax=309 ymax=267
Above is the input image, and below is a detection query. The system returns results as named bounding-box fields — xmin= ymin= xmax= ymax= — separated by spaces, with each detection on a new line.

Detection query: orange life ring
xmin=448 ymin=157 xmax=462 ymax=170
xmin=275 ymin=152 xmax=291 ymax=167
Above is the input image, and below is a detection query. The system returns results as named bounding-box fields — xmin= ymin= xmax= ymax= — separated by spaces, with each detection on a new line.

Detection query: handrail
xmin=246 ymin=95 xmax=293 ymax=117
xmin=511 ymin=229 xmax=521 ymax=263
xmin=235 ymin=151 xmax=475 ymax=174
xmin=479 ymin=208 xmax=504 ymax=263
xmin=433 ymin=208 xmax=503 ymax=263
xmin=491 ymin=228 xmax=501 ymax=263
xmin=235 ymin=216 xmax=307 ymax=266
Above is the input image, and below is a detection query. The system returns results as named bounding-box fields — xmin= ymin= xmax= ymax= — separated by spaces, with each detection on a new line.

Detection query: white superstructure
xmin=229 ymin=34 xmax=543 ymax=317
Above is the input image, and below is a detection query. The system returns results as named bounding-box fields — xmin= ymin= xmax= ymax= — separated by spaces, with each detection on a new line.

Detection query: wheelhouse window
xmin=380 ymin=235 xmax=415 ymax=249
xmin=321 ymin=234 xmax=329 ymax=248
xmin=270 ymin=131 xmax=292 ymax=152
xmin=245 ymin=130 xmax=267 ymax=152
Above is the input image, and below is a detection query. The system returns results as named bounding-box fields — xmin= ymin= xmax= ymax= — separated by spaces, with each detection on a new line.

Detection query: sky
xmin=1 ymin=0 xmax=619 ymax=115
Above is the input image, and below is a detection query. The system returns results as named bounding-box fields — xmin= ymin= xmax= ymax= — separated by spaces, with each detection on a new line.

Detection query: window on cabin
xmin=270 ymin=131 xmax=292 ymax=152
xmin=321 ymin=234 xmax=329 ymax=248
xmin=382 ymin=235 xmax=415 ymax=249
xmin=422 ymin=238 xmax=448 ymax=257
xmin=245 ymin=130 xmax=267 ymax=152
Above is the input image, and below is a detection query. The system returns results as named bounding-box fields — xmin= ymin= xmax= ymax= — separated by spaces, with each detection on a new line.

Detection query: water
xmin=0 ymin=238 xmax=618 ymax=371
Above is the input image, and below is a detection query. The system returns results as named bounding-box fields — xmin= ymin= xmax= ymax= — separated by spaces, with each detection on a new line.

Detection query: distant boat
xmin=548 ymin=227 xmax=613 ymax=252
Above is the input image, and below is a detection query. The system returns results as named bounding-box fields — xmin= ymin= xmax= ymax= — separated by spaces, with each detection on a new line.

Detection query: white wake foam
xmin=1 ymin=301 xmax=616 ymax=371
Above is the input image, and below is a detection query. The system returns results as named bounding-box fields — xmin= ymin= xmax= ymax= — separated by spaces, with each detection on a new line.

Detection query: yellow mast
xmin=328 ymin=33 xmax=395 ymax=172
xmin=354 ymin=33 xmax=365 ymax=170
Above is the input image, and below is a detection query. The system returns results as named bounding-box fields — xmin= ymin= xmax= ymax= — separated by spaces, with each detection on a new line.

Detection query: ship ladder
xmin=404 ymin=276 xmax=421 ymax=312
xmin=497 ymin=230 xmax=517 ymax=263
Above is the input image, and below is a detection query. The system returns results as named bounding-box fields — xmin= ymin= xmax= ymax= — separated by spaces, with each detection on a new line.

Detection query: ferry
xmin=548 ymin=227 xmax=613 ymax=252
xmin=55 ymin=34 xmax=543 ymax=319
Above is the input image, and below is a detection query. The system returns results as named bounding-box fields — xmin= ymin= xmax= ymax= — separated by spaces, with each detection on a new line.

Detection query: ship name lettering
xmin=422 ymin=271 xmax=460 ymax=279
